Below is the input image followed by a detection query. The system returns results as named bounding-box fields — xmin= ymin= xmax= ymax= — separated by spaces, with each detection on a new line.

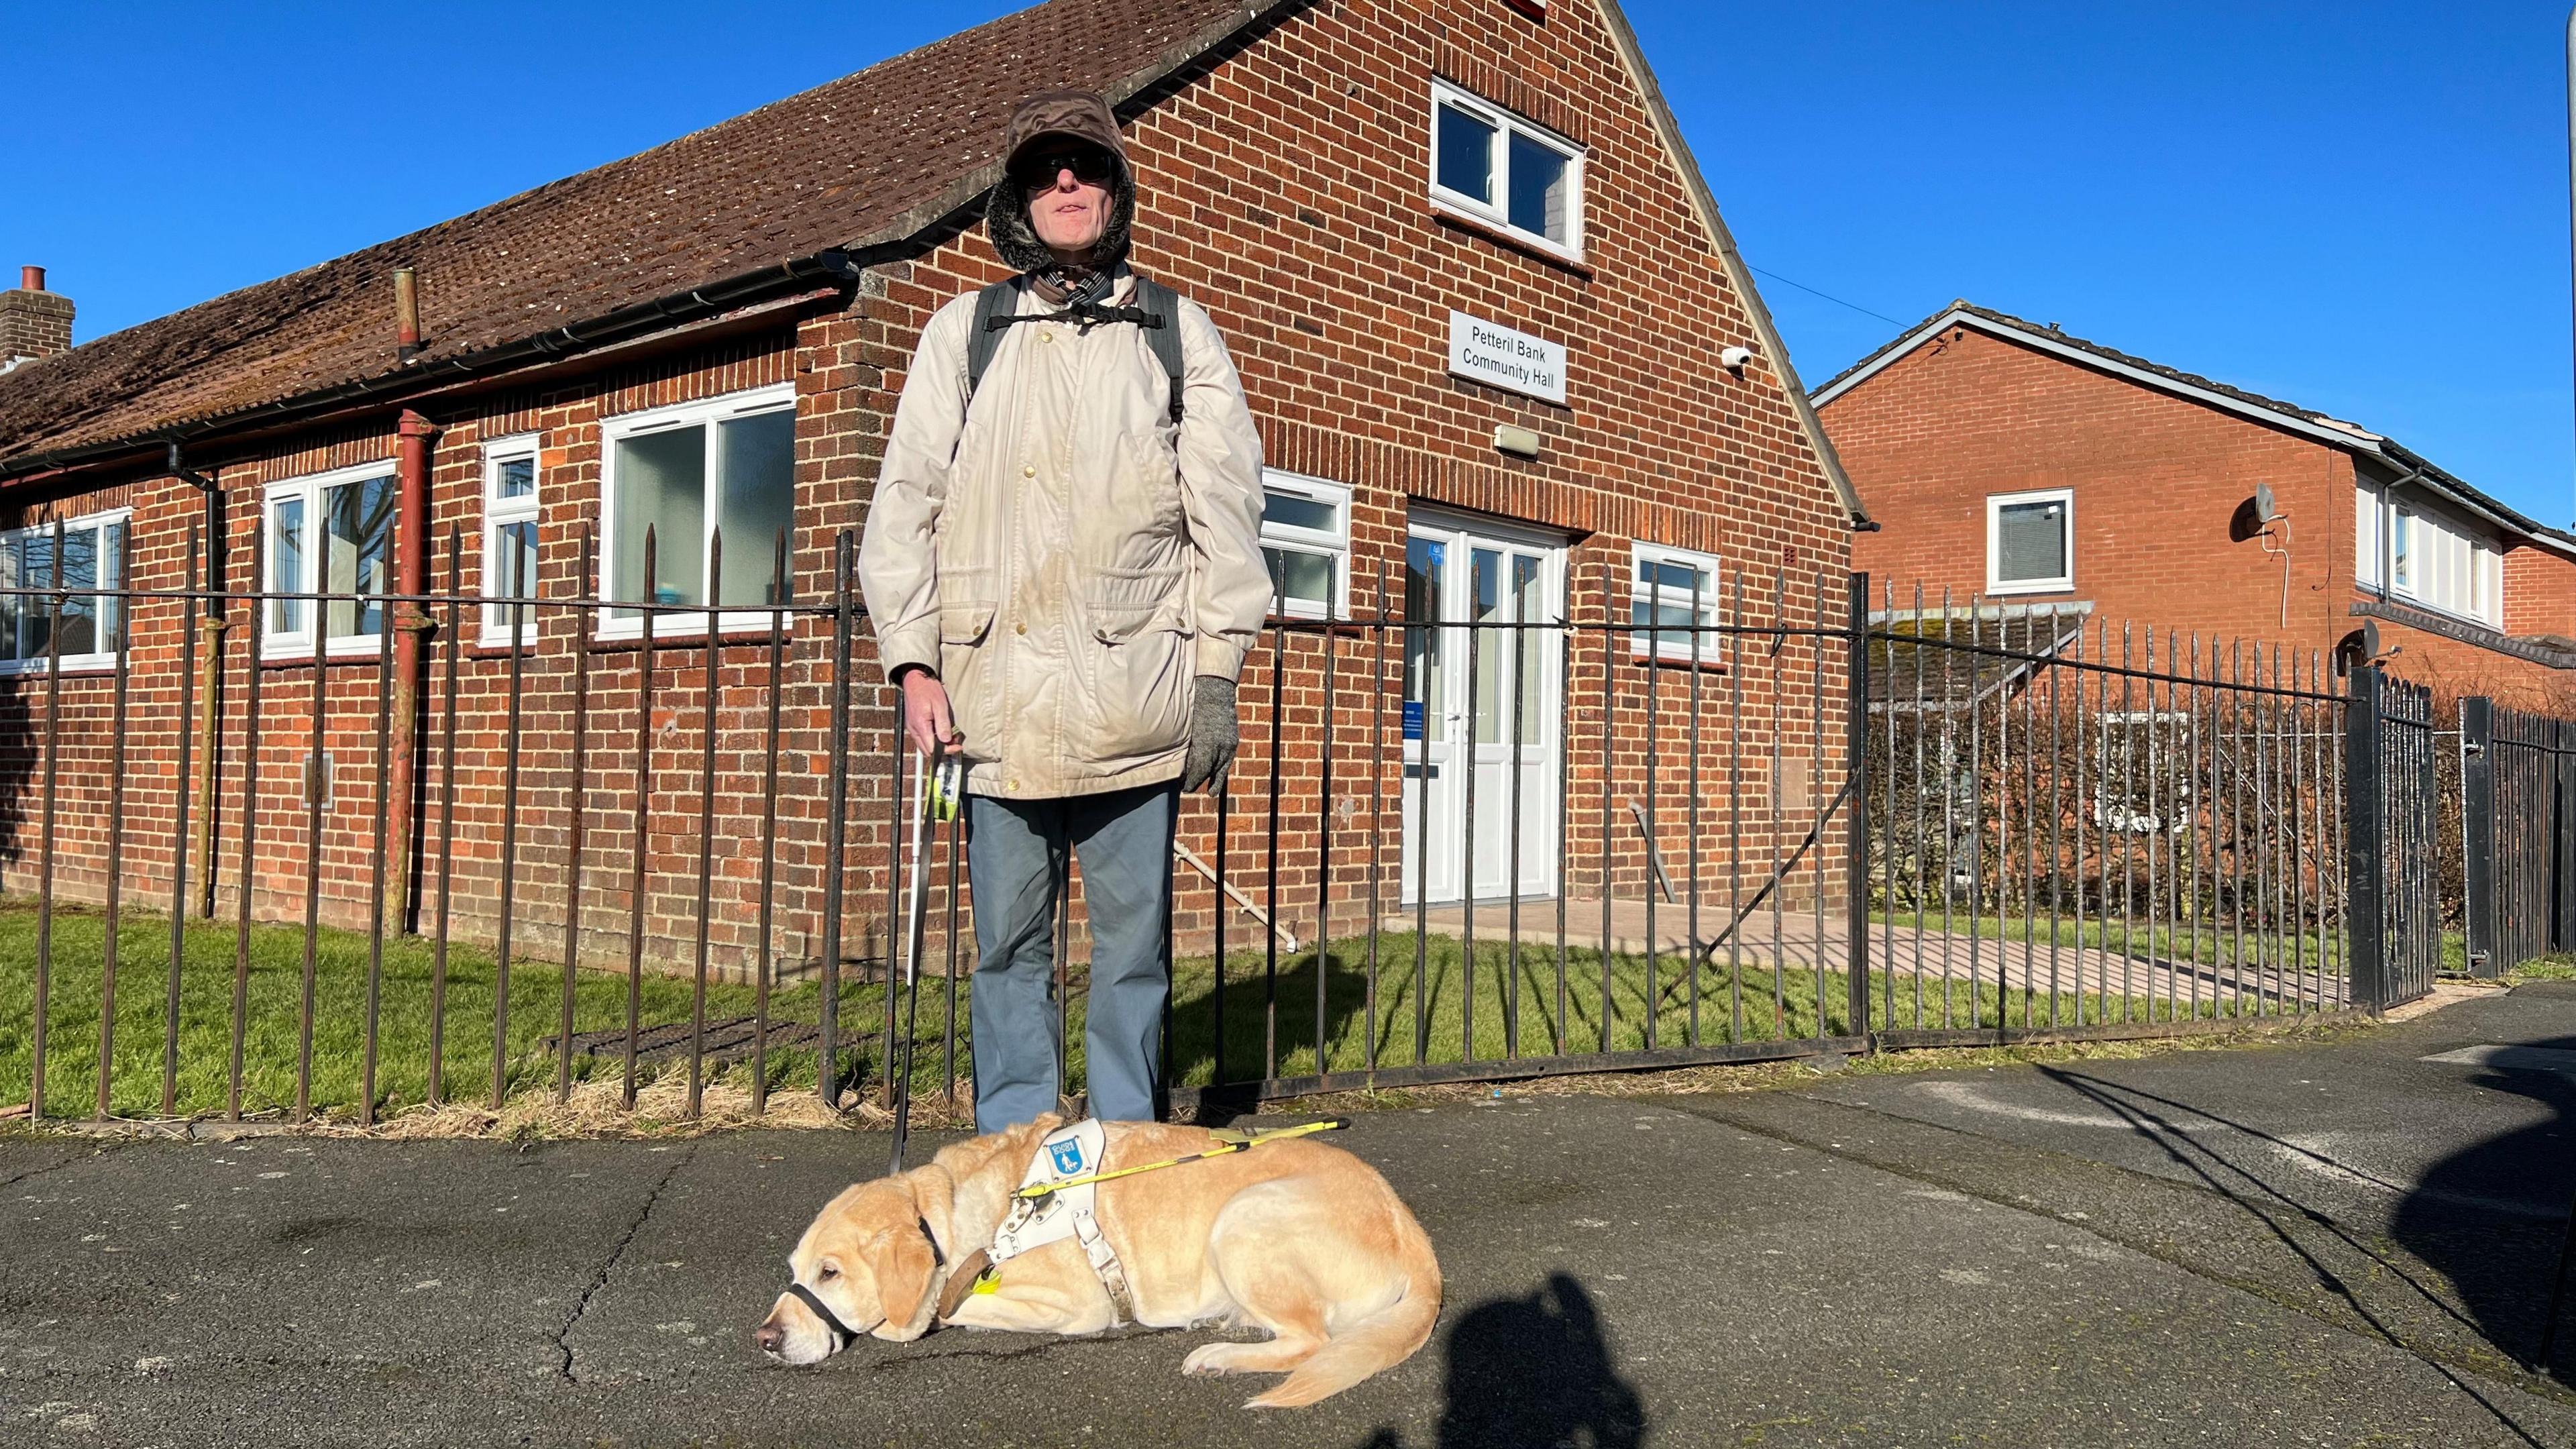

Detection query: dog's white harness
xmin=984 ymin=1120 xmax=1136 ymax=1323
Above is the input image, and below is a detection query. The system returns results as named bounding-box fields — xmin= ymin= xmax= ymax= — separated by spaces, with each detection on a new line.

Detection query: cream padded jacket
xmin=859 ymin=273 xmax=1268 ymax=800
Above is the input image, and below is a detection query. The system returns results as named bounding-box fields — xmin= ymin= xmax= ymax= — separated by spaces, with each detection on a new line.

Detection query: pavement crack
xmin=550 ymin=1142 xmax=696 ymax=1384
xmin=0 ymin=1141 xmax=128 ymax=1193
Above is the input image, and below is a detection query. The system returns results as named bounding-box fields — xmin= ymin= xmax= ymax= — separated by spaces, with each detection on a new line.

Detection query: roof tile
xmin=0 ymin=0 xmax=1270 ymax=466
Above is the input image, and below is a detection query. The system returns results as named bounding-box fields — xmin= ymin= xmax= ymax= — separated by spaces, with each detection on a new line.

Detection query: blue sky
xmin=3 ymin=2 xmax=2569 ymax=523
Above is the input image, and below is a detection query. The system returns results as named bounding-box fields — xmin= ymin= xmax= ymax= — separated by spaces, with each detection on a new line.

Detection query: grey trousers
xmin=967 ymin=780 xmax=1178 ymax=1132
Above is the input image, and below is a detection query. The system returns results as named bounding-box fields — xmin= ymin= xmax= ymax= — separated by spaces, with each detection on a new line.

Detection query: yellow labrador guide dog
xmin=755 ymin=1114 xmax=1440 ymax=1407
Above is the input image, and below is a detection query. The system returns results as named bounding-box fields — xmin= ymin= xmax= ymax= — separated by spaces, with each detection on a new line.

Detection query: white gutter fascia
xmin=1823 ymin=309 xmax=2576 ymax=565
xmin=1812 ymin=309 xmax=2386 ymax=454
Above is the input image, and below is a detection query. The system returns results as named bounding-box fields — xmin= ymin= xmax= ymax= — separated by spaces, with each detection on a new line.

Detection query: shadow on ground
xmin=1354 ymin=1274 xmax=1646 ymax=1449
xmin=2040 ymin=1063 xmax=2572 ymax=1444
xmin=2390 ymin=1036 xmax=2576 ymax=1387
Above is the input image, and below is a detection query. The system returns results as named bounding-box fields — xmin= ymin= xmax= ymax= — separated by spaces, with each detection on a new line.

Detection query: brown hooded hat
xmin=985 ymin=88 xmax=1136 ymax=276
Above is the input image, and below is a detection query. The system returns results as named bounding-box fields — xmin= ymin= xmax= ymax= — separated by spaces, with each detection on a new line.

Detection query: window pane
xmin=271 ymin=498 xmax=305 ymax=635
xmin=21 ymin=531 xmax=58 ymax=657
xmin=0 ymin=537 xmax=18 ymax=661
xmin=1995 ymin=499 xmax=2067 ymax=583
xmin=498 ymin=520 xmax=540 ymax=600
xmin=1263 ymin=546 xmax=1332 ymax=612
xmin=1436 ymin=103 xmax=1495 ymax=203
xmin=1472 ymin=549 xmax=1503 ymax=745
xmin=1636 ymin=557 xmax=1706 ymax=597
xmin=37 ymin=524 xmax=103 ymax=657
xmin=1262 ymin=490 xmax=1336 ymax=534
xmin=1507 ymin=132 xmax=1570 ymax=242
xmin=1404 ymin=536 xmax=1446 ymax=722
xmin=612 ymin=425 xmax=708 ymax=614
xmin=325 ymin=475 xmax=396 ymax=638
xmin=716 ymin=409 xmax=795 ymax=606
xmin=1513 ymin=554 xmax=1543 ymax=744
xmin=99 ymin=519 xmax=125 ymax=651
xmin=2392 ymin=513 xmax=2413 ymax=590
xmin=494 ymin=455 xmax=535 ymax=502
xmin=1630 ymin=600 xmax=1702 ymax=629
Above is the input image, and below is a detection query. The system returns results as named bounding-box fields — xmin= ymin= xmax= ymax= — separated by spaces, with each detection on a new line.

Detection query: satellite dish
xmin=2253 ymin=484 xmax=2278 ymax=523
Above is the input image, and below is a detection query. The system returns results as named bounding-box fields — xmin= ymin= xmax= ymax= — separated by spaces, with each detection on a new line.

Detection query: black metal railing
xmin=0 ymin=552 xmax=2459 ymax=1128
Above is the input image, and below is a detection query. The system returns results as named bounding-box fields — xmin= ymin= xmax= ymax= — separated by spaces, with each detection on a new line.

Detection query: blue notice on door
xmin=1403 ymin=701 xmax=1425 ymax=740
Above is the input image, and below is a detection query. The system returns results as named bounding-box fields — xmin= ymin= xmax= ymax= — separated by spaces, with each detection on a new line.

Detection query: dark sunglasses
xmin=1016 ymin=146 xmax=1116 ymax=188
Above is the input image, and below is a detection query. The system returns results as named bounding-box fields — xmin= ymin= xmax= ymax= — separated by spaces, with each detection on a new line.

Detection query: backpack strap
xmin=961 ymin=273 xmax=1186 ymax=426
xmin=1129 ymin=274 xmax=1188 ymax=425
xmin=963 ymin=278 xmax=1020 ymax=406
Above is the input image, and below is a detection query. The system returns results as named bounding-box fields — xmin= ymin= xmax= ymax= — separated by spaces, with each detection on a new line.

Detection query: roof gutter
xmin=0 ymin=248 xmax=865 ymax=484
xmin=2373 ymin=439 xmax=2576 ymax=555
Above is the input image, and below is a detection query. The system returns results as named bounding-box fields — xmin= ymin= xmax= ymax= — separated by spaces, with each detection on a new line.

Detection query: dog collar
xmin=784 ymin=1216 xmax=946 ymax=1347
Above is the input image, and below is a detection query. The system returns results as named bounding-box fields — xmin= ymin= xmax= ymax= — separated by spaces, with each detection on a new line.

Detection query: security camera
xmin=1719 ymin=345 xmax=1756 ymax=371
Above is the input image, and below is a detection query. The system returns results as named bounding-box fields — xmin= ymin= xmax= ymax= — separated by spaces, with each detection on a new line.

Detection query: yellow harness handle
xmin=1011 ymin=1118 xmax=1349 ymax=1200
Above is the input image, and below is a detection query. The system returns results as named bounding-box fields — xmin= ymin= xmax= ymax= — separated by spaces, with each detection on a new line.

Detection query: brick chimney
xmin=0 ymin=266 xmax=76 ymax=371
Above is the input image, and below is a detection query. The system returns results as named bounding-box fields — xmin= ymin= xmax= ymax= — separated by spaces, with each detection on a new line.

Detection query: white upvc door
xmin=1399 ymin=517 xmax=1564 ymax=906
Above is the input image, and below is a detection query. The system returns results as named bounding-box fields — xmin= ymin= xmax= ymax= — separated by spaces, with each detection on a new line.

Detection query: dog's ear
xmin=867 ymin=1218 xmax=940 ymax=1333
xmin=907 ymin=1165 xmax=959 ymax=1254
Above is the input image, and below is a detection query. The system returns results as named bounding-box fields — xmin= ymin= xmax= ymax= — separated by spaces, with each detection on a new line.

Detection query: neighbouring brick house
xmin=0 ymin=0 xmax=1864 ymax=996
xmin=1822 ymin=302 xmax=2576 ymax=707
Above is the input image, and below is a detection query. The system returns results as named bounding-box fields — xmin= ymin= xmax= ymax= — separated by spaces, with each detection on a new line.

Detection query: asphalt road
xmin=5 ymin=987 xmax=2576 ymax=1447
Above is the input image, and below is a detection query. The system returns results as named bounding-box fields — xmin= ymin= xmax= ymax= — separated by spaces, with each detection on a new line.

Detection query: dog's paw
xmin=1181 ymin=1344 xmax=1238 ymax=1377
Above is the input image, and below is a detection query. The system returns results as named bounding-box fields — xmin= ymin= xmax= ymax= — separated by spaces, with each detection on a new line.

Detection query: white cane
xmin=890 ymin=741 xmax=961 ymax=1175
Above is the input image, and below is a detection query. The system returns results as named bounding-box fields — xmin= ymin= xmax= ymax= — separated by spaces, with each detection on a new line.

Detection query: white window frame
xmin=2355 ymin=480 xmax=2382 ymax=588
xmin=262 ymin=460 xmax=400 ymax=661
xmin=2377 ymin=496 xmax=2502 ymax=628
xmin=1986 ymin=487 xmax=2075 ymax=595
xmin=1428 ymin=78 xmax=1587 ymax=263
xmin=596 ymin=383 xmax=798 ymax=640
xmin=0 ymin=506 xmax=133 ymax=676
xmin=1629 ymin=541 xmax=1724 ymax=665
xmin=1258 ymin=471 xmax=1351 ymax=621
xmin=481 ymin=433 xmax=543 ymax=647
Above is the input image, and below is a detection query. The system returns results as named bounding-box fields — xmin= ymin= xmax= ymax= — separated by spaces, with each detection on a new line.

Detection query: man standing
xmin=859 ymin=89 xmax=1267 ymax=1132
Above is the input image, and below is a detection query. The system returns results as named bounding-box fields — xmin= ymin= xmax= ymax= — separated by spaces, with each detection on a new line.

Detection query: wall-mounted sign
xmin=1448 ymin=311 xmax=1567 ymax=406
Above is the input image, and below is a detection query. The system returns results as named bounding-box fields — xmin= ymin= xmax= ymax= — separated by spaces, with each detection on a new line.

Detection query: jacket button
xmin=1041 ymin=330 xmax=1056 ymax=344
xmin=1022 ymin=464 xmax=1035 ymax=478
xmin=1014 ymin=621 xmax=1026 ymax=635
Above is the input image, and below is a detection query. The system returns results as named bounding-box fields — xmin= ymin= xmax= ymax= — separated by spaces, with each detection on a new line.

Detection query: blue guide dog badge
xmin=1049 ymin=1138 xmax=1086 ymax=1177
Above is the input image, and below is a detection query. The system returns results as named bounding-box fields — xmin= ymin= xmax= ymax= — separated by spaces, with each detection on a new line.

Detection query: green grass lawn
xmin=5 ymin=901 xmax=2281 ymax=1120
xmin=0 ymin=904 xmax=872 ymax=1120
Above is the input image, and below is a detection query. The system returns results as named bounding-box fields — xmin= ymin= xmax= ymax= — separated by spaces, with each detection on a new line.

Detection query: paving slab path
xmin=5 ymin=986 xmax=2576 ymax=1446
xmin=1405 ymin=897 xmax=2345 ymax=1012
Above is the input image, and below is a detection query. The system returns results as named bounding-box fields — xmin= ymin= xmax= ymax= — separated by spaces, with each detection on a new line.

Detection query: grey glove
xmin=1180 ymin=676 xmax=1240 ymax=794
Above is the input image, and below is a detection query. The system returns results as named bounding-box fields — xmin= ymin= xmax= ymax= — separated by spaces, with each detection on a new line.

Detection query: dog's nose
xmin=755 ymin=1322 xmax=785 ymax=1355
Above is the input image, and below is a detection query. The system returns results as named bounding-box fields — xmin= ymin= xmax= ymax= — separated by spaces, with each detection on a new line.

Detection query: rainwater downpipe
xmin=387 ymin=267 xmax=431 ymax=930
xmin=166 ymin=441 xmax=226 ymax=918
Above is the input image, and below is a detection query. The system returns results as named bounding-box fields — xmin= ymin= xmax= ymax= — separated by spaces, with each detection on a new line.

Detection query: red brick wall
xmin=2504 ymin=545 xmax=2576 ymax=642
xmin=1827 ymin=323 xmax=2576 ymax=707
xmin=0 ymin=0 xmax=1855 ymax=985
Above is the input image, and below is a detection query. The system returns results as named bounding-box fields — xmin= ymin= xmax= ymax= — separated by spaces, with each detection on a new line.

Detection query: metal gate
xmin=2348 ymin=670 xmax=2439 ymax=1009
xmin=2459 ymin=698 xmax=2576 ymax=977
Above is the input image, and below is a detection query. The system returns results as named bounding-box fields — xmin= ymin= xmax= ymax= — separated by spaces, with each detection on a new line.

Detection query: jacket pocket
xmin=1075 ymin=564 xmax=1193 ymax=761
xmin=939 ymin=601 xmax=996 ymax=645
xmin=1082 ymin=563 xmax=1188 ymax=643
